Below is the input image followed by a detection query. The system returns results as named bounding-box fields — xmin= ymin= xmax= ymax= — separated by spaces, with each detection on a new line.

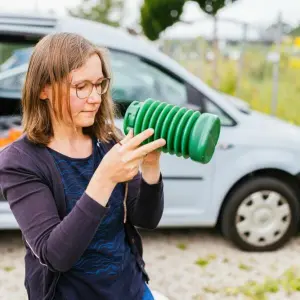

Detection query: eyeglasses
xmin=74 ymin=78 xmax=110 ymax=99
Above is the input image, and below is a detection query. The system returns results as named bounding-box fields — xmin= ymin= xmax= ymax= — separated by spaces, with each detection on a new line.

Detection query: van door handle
xmin=218 ymin=143 xmax=234 ymax=150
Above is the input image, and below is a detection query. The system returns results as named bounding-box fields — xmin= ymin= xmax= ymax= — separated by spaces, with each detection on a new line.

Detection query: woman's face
xmin=69 ymin=53 xmax=104 ymax=128
xmin=41 ymin=53 xmax=105 ymax=130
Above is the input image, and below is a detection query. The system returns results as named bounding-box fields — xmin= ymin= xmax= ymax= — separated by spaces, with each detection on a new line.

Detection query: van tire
xmin=221 ymin=176 xmax=300 ymax=251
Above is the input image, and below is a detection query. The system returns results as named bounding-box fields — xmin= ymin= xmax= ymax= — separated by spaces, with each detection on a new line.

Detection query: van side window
xmin=205 ymin=99 xmax=236 ymax=126
xmin=109 ymin=51 xmax=188 ymax=117
xmin=184 ymin=82 xmax=235 ymax=126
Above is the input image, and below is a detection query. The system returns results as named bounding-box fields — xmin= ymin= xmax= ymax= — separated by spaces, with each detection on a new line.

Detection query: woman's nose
xmin=87 ymin=86 xmax=101 ymax=103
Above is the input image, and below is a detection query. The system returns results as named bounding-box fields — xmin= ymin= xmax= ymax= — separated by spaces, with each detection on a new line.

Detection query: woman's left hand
xmin=142 ymin=149 xmax=162 ymax=167
xmin=120 ymin=128 xmax=165 ymax=184
xmin=140 ymin=140 xmax=165 ymax=185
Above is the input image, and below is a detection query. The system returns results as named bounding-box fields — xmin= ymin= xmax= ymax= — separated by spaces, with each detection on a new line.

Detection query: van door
xmin=109 ymin=50 xmax=217 ymax=226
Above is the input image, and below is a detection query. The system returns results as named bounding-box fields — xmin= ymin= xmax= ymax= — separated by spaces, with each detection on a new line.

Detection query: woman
xmin=0 ymin=32 xmax=166 ymax=300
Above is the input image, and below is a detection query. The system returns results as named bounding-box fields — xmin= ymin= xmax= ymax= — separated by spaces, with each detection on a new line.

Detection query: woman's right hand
xmin=97 ymin=128 xmax=166 ymax=184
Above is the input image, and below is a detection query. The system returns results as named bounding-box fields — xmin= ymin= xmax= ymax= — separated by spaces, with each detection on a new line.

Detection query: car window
xmin=0 ymin=72 xmax=25 ymax=91
xmin=205 ymin=99 xmax=235 ymax=126
xmin=0 ymin=46 xmax=33 ymax=72
xmin=0 ymin=51 xmax=189 ymax=118
xmin=109 ymin=51 xmax=188 ymax=117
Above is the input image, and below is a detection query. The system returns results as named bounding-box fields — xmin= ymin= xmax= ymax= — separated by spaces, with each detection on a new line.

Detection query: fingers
xmin=123 ymin=157 xmax=143 ymax=166
xmin=117 ymin=129 xmax=134 ymax=153
xmin=116 ymin=128 xmax=165 ymax=163
xmin=123 ymin=128 xmax=155 ymax=150
xmin=125 ymin=138 xmax=166 ymax=161
xmin=120 ymin=128 xmax=134 ymax=145
xmin=123 ymin=158 xmax=142 ymax=179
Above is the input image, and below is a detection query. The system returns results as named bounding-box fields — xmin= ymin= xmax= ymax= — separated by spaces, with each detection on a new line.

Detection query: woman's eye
xmin=77 ymin=85 xmax=86 ymax=90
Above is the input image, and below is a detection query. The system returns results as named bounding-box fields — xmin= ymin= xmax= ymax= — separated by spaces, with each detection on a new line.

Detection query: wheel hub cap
xmin=254 ymin=208 xmax=272 ymax=225
xmin=236 ymin=191 xmax=291 ymax=247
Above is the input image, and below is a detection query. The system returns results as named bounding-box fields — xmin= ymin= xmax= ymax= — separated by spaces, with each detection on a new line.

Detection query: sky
xmin=165 ymin=0 xmax=300 ymax=40
xmin=0 ymin=0 xmax=299 ymax=40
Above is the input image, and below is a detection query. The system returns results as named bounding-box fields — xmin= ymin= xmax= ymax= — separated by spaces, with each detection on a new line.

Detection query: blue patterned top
xmin=47 ymin=138 xmax=145 ymax=300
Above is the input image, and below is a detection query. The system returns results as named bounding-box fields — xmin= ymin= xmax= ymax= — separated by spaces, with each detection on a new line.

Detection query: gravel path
xmin=1 ymin=229 xmax=300 ymax=300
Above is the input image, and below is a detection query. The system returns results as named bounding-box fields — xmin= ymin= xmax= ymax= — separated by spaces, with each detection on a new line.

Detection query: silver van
xmin=1 ymin=13 xmax=300 ymax=252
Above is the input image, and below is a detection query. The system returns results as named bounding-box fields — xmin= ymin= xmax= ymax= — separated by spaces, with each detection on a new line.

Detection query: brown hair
xmin=22 ymin=32 xmax=122 ymax=146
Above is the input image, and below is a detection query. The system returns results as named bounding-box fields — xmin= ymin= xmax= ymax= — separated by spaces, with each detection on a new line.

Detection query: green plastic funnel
xmin=123 ymin=98 xmax=221 ymax=164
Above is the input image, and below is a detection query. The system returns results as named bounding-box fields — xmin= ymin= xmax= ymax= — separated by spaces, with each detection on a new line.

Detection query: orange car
xmin=0 ymin=128 xmax=22 ymax=148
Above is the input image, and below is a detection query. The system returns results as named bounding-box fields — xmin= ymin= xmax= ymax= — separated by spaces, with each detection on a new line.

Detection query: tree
xmin=140 ymin=0 xmax=238 ymax=41
xmin=140 ymin=0 xmax=185 ymax=41
xmin=67 ymin=0 xmax=125 ymax=27
xmin=289 ymin=25 xmax=300 ymax=37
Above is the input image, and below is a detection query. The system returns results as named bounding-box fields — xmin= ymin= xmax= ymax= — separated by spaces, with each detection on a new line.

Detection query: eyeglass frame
xmin=72 ymin=77 xmax=111 ymax=99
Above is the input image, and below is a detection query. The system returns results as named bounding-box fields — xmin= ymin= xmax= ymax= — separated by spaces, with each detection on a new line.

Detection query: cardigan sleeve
xmin=125 ymin=171 xmax=164 ymax=229
xmin=0 ymin=145 xmax=109 ymax=273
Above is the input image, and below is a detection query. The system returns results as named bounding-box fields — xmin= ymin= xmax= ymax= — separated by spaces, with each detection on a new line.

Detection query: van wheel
xmin=220 ymin=177 xmax=300 ymax=251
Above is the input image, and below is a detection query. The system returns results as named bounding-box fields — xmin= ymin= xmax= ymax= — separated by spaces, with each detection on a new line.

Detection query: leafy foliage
xmin=140 ymin=0 xmax=238 ymax=40
xmin=194 ymin=0 xmax=237 ymax=15
xmin=67 ymin=0 xmax=123 ymax=27
xmin=140 ymin=0 xmax=185 ymax=41
xmin=289 ymin=25 xmax=300 ymax=36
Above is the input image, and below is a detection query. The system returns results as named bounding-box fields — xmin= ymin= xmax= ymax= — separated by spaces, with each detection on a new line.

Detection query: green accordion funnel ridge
xmin=123 ymin=98 xmax=221 ymax=164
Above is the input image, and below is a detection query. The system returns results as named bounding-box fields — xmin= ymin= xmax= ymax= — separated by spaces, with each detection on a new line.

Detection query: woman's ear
xmin=39 ymin=86 xmax=50 ymax=100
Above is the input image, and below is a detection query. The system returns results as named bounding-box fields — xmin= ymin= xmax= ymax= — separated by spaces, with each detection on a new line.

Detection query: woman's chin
xmin=76 ymin=117 xmax=96 ymax=128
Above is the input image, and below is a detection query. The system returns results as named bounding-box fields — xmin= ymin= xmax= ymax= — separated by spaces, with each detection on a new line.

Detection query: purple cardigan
xmin=0 ymin=134 xmax=164 ymax=300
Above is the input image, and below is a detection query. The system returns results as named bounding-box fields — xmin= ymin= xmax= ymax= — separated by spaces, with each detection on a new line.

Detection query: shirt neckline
xmin=46 ymin=138 xmax=96 ymax=162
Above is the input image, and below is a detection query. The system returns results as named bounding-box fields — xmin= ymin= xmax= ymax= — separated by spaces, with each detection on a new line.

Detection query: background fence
xmin=159 ymin=13 xmax=300 ymax=125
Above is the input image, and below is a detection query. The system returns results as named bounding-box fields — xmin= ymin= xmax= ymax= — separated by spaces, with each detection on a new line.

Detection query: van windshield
xmin=0 ymin=44 xmax=33 ymax=72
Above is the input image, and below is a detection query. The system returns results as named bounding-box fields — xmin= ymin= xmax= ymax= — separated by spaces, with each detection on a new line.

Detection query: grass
xmin=178 ymin=47 xmax=300 ymax=126
xmin=3 ymin=266 xmax=15 ymax=272
xmin=224 ymin=267 xmax=300 ymax=299
xmin=195 ymin=253 xmax=217 ymax=268
xmin=203 ymin=286 xmax=219 ymax=294
xmin=239 ymin=263 xmax=253 ymax=271
xmin=192 ymin=266 xmax=300 ymax=299
xmin=195 ymin=258 xmax=210 ymax=267
xmin=176 ymin=242 xmax=187 ymax=250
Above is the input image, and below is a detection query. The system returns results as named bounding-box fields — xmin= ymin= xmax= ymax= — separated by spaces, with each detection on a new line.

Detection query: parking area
xmin=1 ymin=229 xmax=300 ymax=300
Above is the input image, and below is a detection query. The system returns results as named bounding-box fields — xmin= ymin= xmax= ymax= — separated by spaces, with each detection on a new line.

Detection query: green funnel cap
xmin=188 ymin=113 xmax=221 ymax=164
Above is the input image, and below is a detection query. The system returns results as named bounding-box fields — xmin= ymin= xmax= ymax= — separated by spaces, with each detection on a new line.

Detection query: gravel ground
xmin=1 ymin=229 xmax=300 ymax=300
